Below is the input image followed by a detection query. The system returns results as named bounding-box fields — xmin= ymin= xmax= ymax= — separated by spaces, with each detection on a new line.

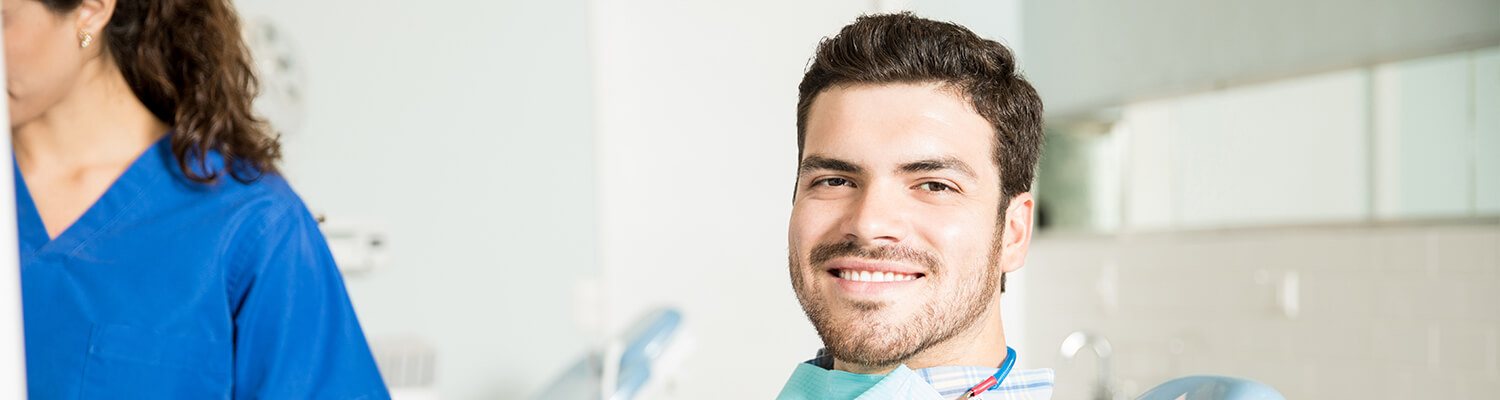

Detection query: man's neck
xmin=13 ymin=55 xmax=167 ymax=173
xmin=834 ymin=303 xmax=1009 ymax=375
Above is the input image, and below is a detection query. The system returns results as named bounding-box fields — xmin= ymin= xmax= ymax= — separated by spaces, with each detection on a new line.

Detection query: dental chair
xmin=1135 ymin=375 xmax=1284 ymax=400
xmin=531 ymin=308 xmax=691 ymax=400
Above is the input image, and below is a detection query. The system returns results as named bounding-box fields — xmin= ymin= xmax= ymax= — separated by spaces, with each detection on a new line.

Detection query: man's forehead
xmin=809 ymin=82 xmax=980 ymax=121
xmin=805 ymin=85 xmax=991 ymax=146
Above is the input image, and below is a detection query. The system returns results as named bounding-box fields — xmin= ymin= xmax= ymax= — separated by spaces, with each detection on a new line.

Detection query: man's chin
xmin=816 ymin=313 xmax=921 ymax=354
xmin=822 ymin=295 xmax=917 ymax=321
xmin=823 ymin=330 xmax=920 ymax=371
xmin=842 ymin=298 xmax=891 ymax=313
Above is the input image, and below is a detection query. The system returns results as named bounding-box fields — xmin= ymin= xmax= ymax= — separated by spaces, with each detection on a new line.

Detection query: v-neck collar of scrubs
xmin=14 ymin=136 xmax=169 ymax=261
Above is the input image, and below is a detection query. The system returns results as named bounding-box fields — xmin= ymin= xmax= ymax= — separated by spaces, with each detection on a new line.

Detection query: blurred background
xmin=225 ymin=0 xmax=1498 ymax=398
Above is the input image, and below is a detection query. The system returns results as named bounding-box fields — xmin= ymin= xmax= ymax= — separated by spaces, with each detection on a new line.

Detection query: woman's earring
xmin=78 ymin=31 xmax=93 ymax=48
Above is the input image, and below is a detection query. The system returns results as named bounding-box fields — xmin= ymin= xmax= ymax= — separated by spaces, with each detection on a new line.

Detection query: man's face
xmin=789 ymin=83 xmax=1006 ymax=369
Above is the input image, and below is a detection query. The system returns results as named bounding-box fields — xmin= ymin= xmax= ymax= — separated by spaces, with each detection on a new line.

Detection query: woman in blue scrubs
xmin=3 ymin=0 xmax=389 ymax=397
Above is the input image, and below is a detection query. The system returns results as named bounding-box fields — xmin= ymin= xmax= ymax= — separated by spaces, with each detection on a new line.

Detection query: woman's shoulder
xmin=214 ymin=173 xmax=329 ymax=281
xmin=216 ymin=171 xmax=300 ymax=204
xmin=152 ymin=142 xmax=308 ymax=220
xmin=208 ymin=172 xmax=315 ymax=229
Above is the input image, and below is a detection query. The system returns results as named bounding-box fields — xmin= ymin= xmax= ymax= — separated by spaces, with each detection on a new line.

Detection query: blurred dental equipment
xmin=531 ymin=308 xmax=693 ymax=400
xmin=370 ymin=335 xmax=438 ymax=400
xmin=1061 ymin=331 xmax=1117 ymax=400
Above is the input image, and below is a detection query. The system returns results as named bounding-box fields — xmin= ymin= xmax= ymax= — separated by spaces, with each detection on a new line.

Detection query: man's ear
xmin=997 ymin=192 xmax=1034 ymax=274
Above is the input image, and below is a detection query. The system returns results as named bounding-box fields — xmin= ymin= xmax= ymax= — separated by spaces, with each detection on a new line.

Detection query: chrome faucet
xmin=1060 ymin=331 xmax=1116 ymax=400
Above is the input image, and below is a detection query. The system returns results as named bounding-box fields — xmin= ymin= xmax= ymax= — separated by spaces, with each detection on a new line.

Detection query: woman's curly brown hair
xmin=40 ymin=0 xmax=280 ymax=183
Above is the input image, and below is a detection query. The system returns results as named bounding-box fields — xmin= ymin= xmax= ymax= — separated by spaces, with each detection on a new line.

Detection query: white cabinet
xmin=1166 ymin=70 xmax=1370 ymax=228
xmin=1046 ymin=46 xmax=1500 ymax=232
xmin=1475 ymin=48 xmax=1500 ymax=215
xmin=1374 ymin=52 xmax=1474 ymax=218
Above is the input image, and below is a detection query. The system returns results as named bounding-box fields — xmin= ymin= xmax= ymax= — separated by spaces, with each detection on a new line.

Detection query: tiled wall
xmin=1016 ymin=222 xmax=1500 ymax=399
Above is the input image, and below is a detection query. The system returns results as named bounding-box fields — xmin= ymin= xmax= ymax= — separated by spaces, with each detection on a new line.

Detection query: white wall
xmin=234 ymin=1 xmax=598 ymax=398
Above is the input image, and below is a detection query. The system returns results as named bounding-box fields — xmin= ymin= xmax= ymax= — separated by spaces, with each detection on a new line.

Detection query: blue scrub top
xmin=15 ymin=136 xmax=390 ymax=399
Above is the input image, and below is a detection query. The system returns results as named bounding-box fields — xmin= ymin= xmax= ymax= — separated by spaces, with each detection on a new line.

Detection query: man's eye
xmin=815 ymin=178 xmax=853 ymax=187
xmin=917 ymin=182 xmax=953 ymax=192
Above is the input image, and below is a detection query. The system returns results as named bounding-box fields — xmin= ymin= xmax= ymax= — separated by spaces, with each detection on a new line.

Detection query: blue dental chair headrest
xmin=1135 ymin=375 xmax=1284 ymax=400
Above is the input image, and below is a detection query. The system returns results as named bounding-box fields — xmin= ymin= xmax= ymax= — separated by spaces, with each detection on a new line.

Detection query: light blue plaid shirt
xmin=806 ymin=350 xmax=1055 ymax=400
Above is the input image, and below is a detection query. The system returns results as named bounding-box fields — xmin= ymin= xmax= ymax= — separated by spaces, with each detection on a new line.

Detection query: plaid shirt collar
xmin=807 ymin=349 xmax=1055 ymax=400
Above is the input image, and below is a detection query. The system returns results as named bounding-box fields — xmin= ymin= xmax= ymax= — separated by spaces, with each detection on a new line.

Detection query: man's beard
xmin=789 ymin=236 xmax=1001 ymax=370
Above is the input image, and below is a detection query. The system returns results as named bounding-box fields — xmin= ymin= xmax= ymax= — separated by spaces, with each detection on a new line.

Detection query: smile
xmin=835 ymin=269 xmax=921 ymax=282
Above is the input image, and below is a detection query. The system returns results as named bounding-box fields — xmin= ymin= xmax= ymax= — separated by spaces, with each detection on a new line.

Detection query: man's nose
xmin=840 ymin=184 xmax=910 ymax=245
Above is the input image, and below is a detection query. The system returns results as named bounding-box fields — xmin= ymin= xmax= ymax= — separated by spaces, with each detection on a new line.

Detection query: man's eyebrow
xmin=899 ymin=157 xmax=977 ymax=180
xmin=799 ymin=155 xmax=862 ymax=176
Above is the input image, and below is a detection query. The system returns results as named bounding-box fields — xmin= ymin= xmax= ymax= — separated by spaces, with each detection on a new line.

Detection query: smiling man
xmin=777 ymin=13 xmax=1051 ymax=400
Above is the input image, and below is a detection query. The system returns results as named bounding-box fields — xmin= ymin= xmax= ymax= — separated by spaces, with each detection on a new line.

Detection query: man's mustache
xmin=808 ymin=240 xmax=940 ymax=272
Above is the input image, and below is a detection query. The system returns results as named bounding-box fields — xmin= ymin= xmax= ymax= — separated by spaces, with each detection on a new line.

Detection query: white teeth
xmin=838 ymin=270 xmax=919 ymax=282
